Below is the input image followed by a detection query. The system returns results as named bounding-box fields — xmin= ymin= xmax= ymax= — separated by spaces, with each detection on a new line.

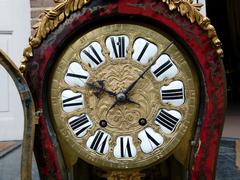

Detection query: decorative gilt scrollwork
xmin=20 ymin=0 xmax=223 ymax=73
xmin=162 ymin=0 xmax=223 ymax=57
xmin=86 ymin=62 xmax=160 ymax=134
xmin=20 ymin=0 xmax=90 ymax=72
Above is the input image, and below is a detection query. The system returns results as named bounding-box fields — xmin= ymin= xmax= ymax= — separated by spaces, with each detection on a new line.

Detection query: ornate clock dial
xmin=49 ymin=23 xmax=199 ymax=169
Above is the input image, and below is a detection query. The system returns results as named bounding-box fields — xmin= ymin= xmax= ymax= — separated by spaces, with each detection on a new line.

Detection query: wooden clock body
xmin=21 ymin=0 xmax=225 ymax=179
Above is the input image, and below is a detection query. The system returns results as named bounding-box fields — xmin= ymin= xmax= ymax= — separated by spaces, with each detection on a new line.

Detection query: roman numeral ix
xmin=66 ymin=73 xmax=88 ymax=80
xmin=62 ymin=94 xmax=83 ymax=107
xmin=64 ymin=62 xmax=89 ymax=87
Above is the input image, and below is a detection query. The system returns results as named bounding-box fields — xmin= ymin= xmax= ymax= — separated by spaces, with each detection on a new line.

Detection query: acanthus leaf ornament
xmin=19 ymin=0 xmax=91 ymax=72
xmin=20 ymin=0 xmax=223 ymax=73
xmin=162 ymin=0 xmax=223 ymax=57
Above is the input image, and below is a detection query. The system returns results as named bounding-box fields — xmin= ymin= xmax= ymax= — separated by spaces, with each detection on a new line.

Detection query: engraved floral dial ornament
xmin=49 ymin=24 xmax=199 ymax=169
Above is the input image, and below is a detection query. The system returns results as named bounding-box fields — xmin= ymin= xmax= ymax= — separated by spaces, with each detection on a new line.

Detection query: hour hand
xmin=86 ymin=81 xmax=116 ymax=97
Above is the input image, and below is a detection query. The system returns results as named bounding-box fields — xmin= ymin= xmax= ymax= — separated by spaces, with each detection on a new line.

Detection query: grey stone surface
xmin=216 ymin=138 xmax=240 ymax=180
xmin=0 ymin=145 xmax=39 ymax=180
xmin=0 ymin=141 xmax=21 ymax=158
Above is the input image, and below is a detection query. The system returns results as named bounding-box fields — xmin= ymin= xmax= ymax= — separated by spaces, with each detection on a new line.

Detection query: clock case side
xmin=22 ymin=0 xmax=226 ymax=179
xmin=0 ymin=50 xmax=36 ymax=180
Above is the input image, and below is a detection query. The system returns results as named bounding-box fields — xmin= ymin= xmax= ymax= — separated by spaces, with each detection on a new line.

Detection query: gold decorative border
xmin=20 ymin=0 xmax=90 ymax=72
xmin=162 ymin=0 xmax=223 ymax=57
xmin=19 ymin=0 xmax=223 ymax=73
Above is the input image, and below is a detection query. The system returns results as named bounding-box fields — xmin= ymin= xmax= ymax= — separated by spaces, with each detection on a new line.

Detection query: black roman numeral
xmin=120 ymin=137 xmax=124 ymax=157
xmin=137 ymin=42 xmax=150 ymax=61
xmin=62 ymin=94 xmax=83 ymax=107
xmin=161 ymin=88 xmax=184 ymax=100
xmin=153 ymin=60 xmax=173 ymax=78
xmin=69 ymin=115 xmax=91 ymax=136
xmin=89 ymin=131 xmax=108 ymax=154
xmin=66 ymin=73 xmax=88 ymax=80
xmin=110 ymin=36 xmax=125 ymax=58
xmin=145 ymin=130 xmax=161 ymax=146
xmin=120 ymin=137 xmax=132 ymax=157
xmin=138 ymin=127 xmax=163 ymax=153
xmin=64 ymin=62 xmax=89 ymax=87
xmin=114 ymin=136 xmax=136 ymax=158
xmin=83 ymin=45 xmax=103 ymax=65
xmin=155 ymin=110 xmax=180 ymax=131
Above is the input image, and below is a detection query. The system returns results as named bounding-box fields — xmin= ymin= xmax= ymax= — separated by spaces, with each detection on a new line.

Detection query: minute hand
xmin=123 ymin=41 xmax=174 ymax=95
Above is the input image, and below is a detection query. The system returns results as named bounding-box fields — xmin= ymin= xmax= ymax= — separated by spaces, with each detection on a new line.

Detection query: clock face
xmin=49 ymin=23 xmax=199 ymax=169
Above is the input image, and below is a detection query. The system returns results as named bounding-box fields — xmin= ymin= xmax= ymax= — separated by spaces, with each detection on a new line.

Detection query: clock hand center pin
xmin=116 ymin=92 xmax=127 ymax=102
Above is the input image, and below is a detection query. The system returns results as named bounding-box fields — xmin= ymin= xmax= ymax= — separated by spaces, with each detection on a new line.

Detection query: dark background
xmin=206 ymin=0 xmax=240 ymax=106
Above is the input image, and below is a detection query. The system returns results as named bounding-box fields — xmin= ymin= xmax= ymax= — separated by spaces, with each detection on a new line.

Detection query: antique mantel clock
xmin=50 ymin=23 xmax=199 ymax=171
xmin=19 ymin=0 xmax=225 ymax=179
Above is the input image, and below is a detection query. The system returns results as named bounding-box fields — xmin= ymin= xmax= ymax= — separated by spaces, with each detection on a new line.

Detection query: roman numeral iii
xmin=61 ymin=90 xmax=84 ymax=112
xmin=87 ymin=130 xmax=111 ymax=154
xmin=155 ymin=109 xmax=182 ymax=134
xmin=106 ymin=35 xmax=129 ymax=59
xmin=160 ymin=81 xmax=185 ymax=106
xmin=68 ymin=114 xmax=93 ymax=137
xmin=80 ymin=42 xmax=105 ymax=69
xmin=138 ymin=127 xmax=163 ymax=154
xmin=113 ymin=136 xmax=137 ymax=158
xmin=151 ymin=54 xmax=178 ymax=81
xmin=64 ymin=62 xmax=89 ymax=87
